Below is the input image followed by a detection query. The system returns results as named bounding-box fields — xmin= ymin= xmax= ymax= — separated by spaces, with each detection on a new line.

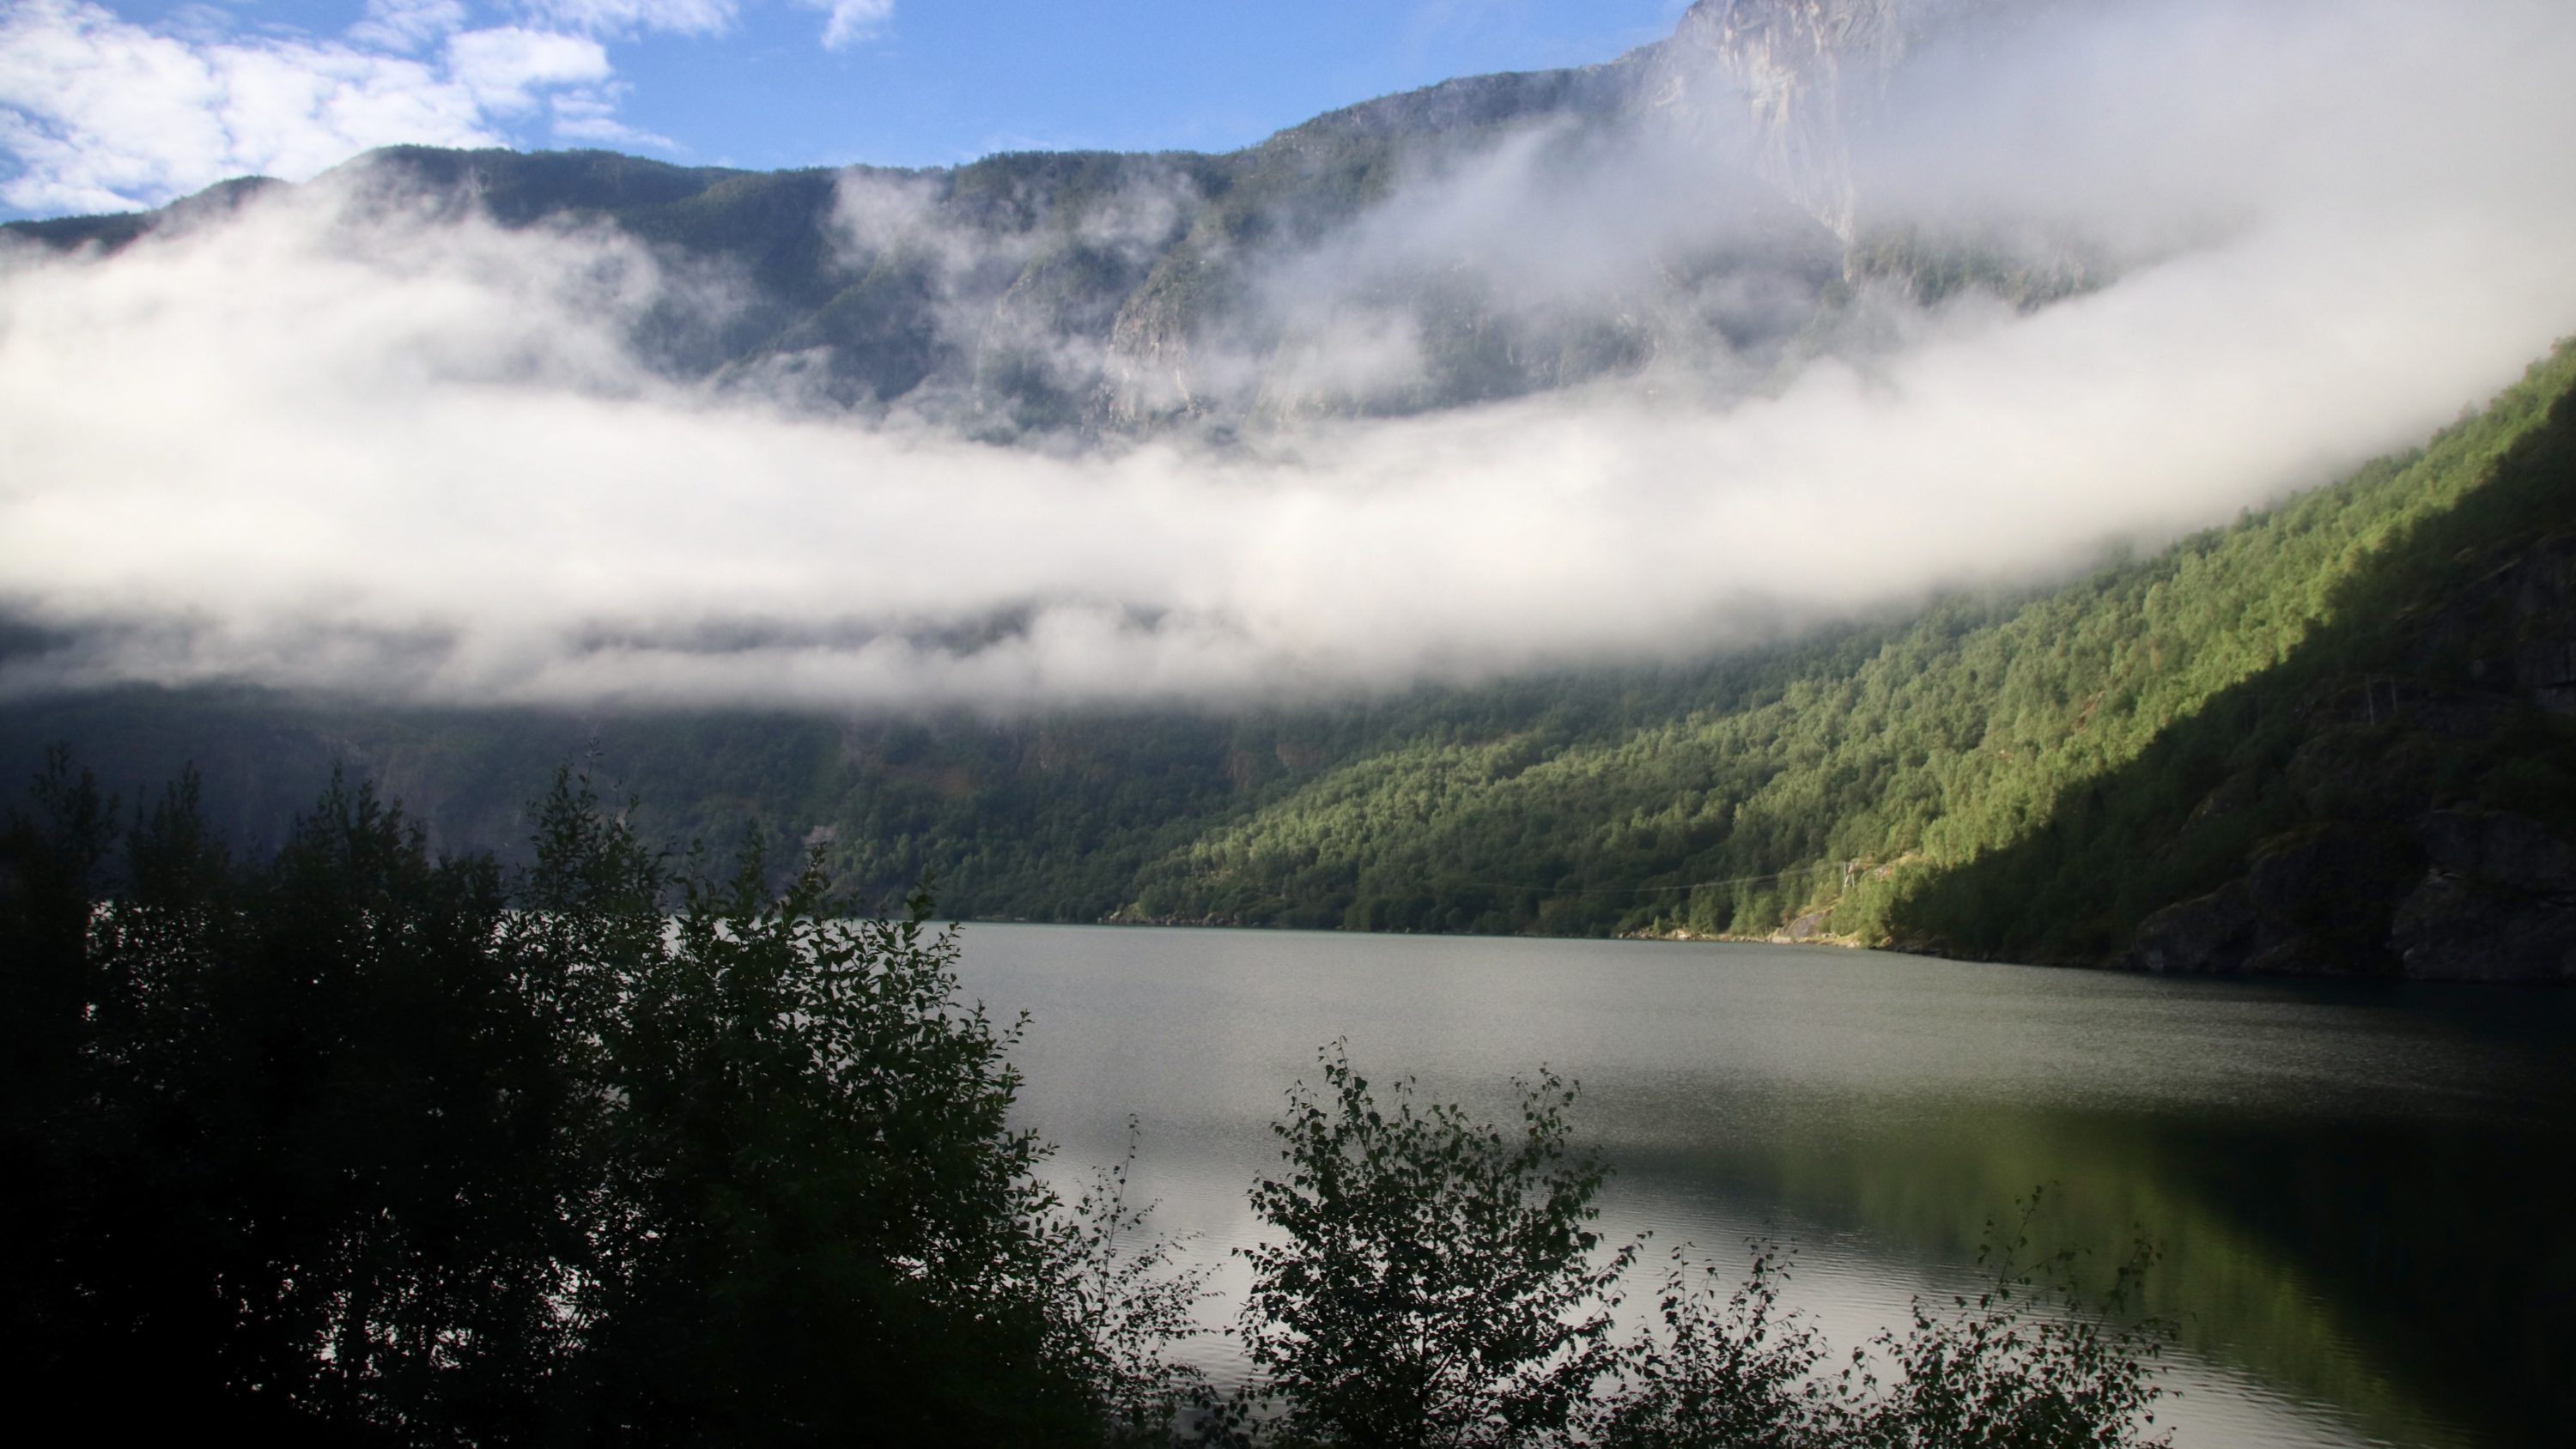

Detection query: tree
xmin=1582 ymin=1243 xmax=1842 ymax=1449
xmin=1037 ymin=1134 xmax=1221 ymax=1445
xmin=6 ymin=755 xmax=2183 ymax=1448
xmin=1237 ymin=1043 xmax=1636 ymax=1447
xmin=3 ymin=761 xmax=574 ymax=1443
xmin=562 ymin=815 xmax=1103 ymax=1446
xmin=0 ymin=759 xmax=1200 ymax=1446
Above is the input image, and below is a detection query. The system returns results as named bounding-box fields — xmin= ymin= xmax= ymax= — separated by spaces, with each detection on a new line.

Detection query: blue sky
xmin=0 ymin=0 xmax=1693 ymax=220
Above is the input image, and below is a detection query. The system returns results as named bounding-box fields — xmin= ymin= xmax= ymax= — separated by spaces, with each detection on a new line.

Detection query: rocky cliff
xmin=1663 ymin=0 xmax=1916 ymax=240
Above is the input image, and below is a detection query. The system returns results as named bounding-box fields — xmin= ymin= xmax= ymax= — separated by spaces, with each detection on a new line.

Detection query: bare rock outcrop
xmin=1660 ymin=0 xmax=1920 ymax=240
xmin=2392 ymin=810 xmax=2576 ymax=980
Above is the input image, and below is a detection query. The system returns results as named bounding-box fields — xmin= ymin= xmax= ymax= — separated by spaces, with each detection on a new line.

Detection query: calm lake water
xmin=954 ymin=925 xmax=2575 ymax=1449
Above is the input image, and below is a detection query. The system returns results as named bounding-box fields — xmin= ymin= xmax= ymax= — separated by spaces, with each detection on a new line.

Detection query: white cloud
xmin=803 ymin=0 xmax=893 ymax=51
xmin=550 ymin=89 xmax=674 ymax=148
xmin=0 ymin=0 xmax=2572 ymax=712
xmin=0 ymin=0 xmax=477 ymax=213
xmin=445 ymin=26 xmax=611 ymax=113
xmin=349 ymin=0 xmax=473 ymax=53
xmin=520 ymin=0 xmax=738 ymax=39
xmin=0 ymin=1 xmax=647 ymax=216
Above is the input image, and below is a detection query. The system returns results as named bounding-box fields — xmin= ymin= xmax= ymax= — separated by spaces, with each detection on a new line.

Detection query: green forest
xmin=1129 ymin=343 xmax=2576 ymax=967
xmin=12 ymin=341 xmax=2576 ymax=977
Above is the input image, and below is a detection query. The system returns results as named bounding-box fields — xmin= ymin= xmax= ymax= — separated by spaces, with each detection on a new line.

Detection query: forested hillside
xmin=1124 ymin=343 xmax=2576 ymax=974
xmin=7 ymin=0 xmax=2571 ymax=979
xmin=11 ymin=343 xmax=2574 ymax=978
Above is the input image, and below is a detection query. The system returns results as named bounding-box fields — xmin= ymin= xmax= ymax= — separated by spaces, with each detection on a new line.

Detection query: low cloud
xmin=3 ymin=0 xmax=2573 ymax=712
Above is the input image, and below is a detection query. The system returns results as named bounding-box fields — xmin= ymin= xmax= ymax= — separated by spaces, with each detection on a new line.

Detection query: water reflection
xmin=954 ymin=925 xmax=2575 ymax=1449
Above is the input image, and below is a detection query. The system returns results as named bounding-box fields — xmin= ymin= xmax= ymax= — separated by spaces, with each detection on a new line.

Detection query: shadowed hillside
xmin=1111 ymin=345 xmax=2576 ymax=976
xmin=0 ymin=49 xmax=1851 ymax=444
xmin=1891 ymin=359 xmax=2576 ymax=975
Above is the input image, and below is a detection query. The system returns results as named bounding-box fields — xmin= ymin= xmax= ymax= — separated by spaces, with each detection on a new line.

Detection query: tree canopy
xmin=0 ymin=759 xmax=1138 ymax=1445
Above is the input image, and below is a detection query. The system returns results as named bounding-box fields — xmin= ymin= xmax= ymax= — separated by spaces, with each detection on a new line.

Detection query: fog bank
xmin=3 ymin=0 xmax=2573 ymax=712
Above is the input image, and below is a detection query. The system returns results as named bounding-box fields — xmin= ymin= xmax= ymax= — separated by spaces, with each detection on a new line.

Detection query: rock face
xmin=2126 ymin=814 xmax=2576 ymax=982
xmin=2127 ymin=825 xmax=2421 ymax=977
xmin=2119 ymin=530 xmax=2576 ymax=982
xmin=2129 ymin=881 xmax=2254 ymax=974
xmin=1665 ymin=0 xmax=1916 ymax=240
xmin=2393 ymin=810 xmax=2576 ymax=980
xmin=1656 ymin=0 xmax=2101 ymax=305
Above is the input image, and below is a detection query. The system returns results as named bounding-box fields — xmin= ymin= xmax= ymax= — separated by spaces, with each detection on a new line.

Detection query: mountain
xmin=9 ymin=341 xmax=2574 ymax=979
xmin=5 ymin=1 xmax=2572 ymax=980
xmin=1 ymin=2 xmax=2089 ymax=446
xmin=2 ymin=64 xmax=1692 ymax=441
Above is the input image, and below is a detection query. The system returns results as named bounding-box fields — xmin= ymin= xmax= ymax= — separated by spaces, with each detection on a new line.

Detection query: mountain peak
xmin=1662 ymin=2 xmax=1918 ymax=239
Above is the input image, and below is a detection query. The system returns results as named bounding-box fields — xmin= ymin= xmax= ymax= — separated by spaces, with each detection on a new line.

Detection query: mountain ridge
xmin=3 ymin=1 xmax=2063 ymax=444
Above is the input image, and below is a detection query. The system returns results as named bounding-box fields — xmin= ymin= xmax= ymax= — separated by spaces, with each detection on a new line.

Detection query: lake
xmin=954 ymin=925 xmax=2575 ymax=1449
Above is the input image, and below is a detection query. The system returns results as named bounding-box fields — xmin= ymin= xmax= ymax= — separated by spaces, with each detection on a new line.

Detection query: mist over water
xmin=3 ymin=0 xmax=2573 ymax=711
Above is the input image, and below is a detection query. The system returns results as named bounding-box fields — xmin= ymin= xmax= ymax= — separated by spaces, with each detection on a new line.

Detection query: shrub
xmin=1841 ymin=1193 xmax=2172 ymax=1449
xmin=1236 ymin=1043 xmax=1637 ymax=1447
xmin=1232 ymin=1052 xmax=2173 ymax=1449
xmin=1583 ymin=1243 xmax=1843 ymax=1449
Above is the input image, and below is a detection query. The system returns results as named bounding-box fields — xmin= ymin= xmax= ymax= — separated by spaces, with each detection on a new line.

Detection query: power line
xmin=1234 ymin=858 xmax=1878 ymax=911
xmin=1425 ymin=858 xmax=1851 ymax=899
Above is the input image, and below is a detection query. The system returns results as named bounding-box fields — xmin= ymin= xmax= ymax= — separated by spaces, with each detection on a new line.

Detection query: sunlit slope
xmin=1122 ymin=343 xmax=2576 ymax=961
xmin=1899 ymin=346 xmax=2576 ymax=969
